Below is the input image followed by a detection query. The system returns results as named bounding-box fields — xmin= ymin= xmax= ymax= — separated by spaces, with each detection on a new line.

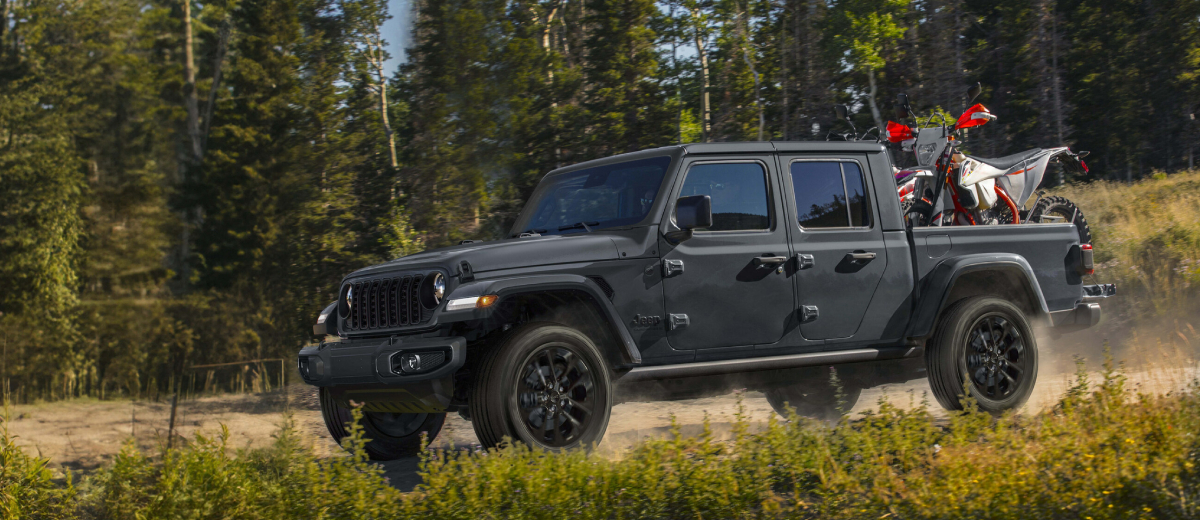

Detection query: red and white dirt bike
xmin=883 ymin=84 xmax=1093 ymax=243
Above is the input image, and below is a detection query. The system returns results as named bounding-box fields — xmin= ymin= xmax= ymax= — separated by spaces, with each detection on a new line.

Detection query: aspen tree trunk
xmin=780 ymin=4 xmax=789 ymax=140
xmin=691 ymin=7 xmax=712 ymax=142
xmin=866 ymin=67 xmax=884 ymax=133
xmin=367 ymin=27 xmax=398 ymax=169
xmin=183 ymin=0 xmax=202 ymax=162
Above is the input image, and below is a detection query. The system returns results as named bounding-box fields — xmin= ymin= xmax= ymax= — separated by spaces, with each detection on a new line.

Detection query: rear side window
xmin=791 ymin=161 xmax=872 ymax=228
xmin=679 ymin=162 xmax=771 ymax=231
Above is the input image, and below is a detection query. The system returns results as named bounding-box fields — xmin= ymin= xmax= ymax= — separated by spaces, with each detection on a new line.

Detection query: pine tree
xmin=581 ymin=0 xmax=675 ymax=155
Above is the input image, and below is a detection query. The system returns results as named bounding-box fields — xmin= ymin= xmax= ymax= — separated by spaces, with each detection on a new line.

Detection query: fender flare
xmin=436 ymin=274 xmax=641 ymax=364
xmin=907 ymin=253 xmax=1050 ymax=338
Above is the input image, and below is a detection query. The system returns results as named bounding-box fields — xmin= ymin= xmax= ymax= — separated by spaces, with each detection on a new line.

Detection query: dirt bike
xmin=884 ymin=84 xmax=1093 ymax=243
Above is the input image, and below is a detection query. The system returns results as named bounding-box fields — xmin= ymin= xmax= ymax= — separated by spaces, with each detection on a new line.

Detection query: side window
xmin=679 ymin=162 xmax=771 ymax=231
xmin=791 ymin=161 xmax=872 ymax=229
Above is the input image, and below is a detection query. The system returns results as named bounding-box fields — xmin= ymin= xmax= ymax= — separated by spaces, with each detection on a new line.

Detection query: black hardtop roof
xmin=545 ymin=141 xmax=886 ymax=177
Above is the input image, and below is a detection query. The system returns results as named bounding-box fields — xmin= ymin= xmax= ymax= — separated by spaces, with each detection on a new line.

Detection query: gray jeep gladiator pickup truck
xmin=298 ymin=141 xmax=1114 ymax=458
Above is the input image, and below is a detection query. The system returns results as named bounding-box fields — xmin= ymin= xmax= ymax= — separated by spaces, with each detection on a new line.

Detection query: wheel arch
xmin=440 ymin=274 xmax=641 ymax=366
xmin=909 ymin=254 xmax=1050 ymax=339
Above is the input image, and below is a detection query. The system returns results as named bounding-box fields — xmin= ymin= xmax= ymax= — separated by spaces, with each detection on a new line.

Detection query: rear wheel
xmin=318 ymin=387 xmax=446 ymax=460
xmin=469 ymin=322 xmax=613 ymax=451
xmin=926 ymin=296 xmax=1038 ymax=414
xmin=1028 ymin=195 xmax=1091 ymax=244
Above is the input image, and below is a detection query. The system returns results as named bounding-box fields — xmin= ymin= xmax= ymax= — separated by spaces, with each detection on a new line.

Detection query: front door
xmin=660 ymin=158 xmax=795 ymax=350
xmin=781 ymin=157 xmax=888 ymax=341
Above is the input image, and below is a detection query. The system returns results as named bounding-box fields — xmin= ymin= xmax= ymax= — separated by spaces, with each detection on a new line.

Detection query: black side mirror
xmin=897 ymin=93 xmax=909 ymax=107
xmin=676 ymin=195 xmax=712 ymax=230
xmin=967 ymin=82 xmax=982 ymax=103
xmin=834 ymin=104 xmax=849 ymax=121
xmin=894 ymin=104 xmax=909 ymax=119
xmin=667 ymin=195 xmax=712 ymax=242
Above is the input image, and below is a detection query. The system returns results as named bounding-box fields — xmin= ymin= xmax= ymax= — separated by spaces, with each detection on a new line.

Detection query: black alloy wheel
xmin=470 ymin=322 xmax=613 ymax=451
xmin=513 ymin=344 xmax=599 ymax=447
xmin=963 ymin=314 xmax=1030 ymax=400
xmin=926 ymin=296 xmax=1039 ymax=414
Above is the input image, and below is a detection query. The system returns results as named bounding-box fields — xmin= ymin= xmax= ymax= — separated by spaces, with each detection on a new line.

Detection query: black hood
xmin=347 ymin=233 xmax=622 ymax=279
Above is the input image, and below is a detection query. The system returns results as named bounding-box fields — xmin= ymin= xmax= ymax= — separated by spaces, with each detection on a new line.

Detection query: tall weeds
xmin=4 ymin=358 xmax=1192 ymax=519
xmin=1053 ymin=170 xmax=1200 ymax=320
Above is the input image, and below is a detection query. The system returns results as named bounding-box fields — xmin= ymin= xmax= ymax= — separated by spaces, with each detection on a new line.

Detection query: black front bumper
xmin=297 ymin=336 xmax=466 ymax=413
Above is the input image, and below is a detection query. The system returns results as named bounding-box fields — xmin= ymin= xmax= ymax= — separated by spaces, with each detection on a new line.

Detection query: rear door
xmin=660 ymin=157 xmax=795 ymax=350
xmin=781 ymin=156 xmax=889 ymax=340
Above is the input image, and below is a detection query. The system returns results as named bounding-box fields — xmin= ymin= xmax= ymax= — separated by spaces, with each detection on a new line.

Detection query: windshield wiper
xmin=511 ymin=228 xmax=547 ymax=238
xmin=558 ymin=221 xmax=599 ymax=233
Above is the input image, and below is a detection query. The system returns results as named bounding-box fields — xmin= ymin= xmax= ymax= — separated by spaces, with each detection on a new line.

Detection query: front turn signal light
xmin=445 ymin=294 xmax=499 ymax=311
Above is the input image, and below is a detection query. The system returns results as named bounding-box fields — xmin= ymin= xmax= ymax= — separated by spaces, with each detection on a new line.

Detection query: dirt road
xmin=8 ymin=353 xmax=1197 ymax=491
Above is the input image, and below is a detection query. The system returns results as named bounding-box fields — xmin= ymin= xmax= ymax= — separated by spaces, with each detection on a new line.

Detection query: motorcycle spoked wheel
xmin=1027 ymin=195 xmax=1092 ymax=244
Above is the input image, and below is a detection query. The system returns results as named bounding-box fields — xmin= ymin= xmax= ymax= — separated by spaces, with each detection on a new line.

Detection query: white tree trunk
xmin=691 ymin=7 xmax=712 ymax=142
xmin=866 ymin=67 xmax=884 ymax=133
xmin=182 ymin=0 xmax=202 ymax=162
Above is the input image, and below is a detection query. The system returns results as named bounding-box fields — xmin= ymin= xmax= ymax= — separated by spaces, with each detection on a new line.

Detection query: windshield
xmin=512 ymin=156 xmax=672 ymax=236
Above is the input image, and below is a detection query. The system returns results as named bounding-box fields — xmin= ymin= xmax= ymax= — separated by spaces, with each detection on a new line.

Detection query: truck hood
xmin=347 ymin=233 xmax=621 ymax=279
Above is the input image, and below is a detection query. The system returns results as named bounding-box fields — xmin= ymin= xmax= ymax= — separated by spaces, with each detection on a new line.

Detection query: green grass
xmin=5 ymin=356 xmax=1200 ymax=519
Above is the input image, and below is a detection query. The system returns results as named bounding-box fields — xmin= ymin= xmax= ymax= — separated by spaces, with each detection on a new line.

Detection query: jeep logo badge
xmin=630 ymin=314 xmax=662 ymax=327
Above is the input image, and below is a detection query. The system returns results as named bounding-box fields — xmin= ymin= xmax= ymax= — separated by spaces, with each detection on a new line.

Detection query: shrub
xmin=84 ymin=411 xmax=404 ymax=520
xmin=0 ymin=413 xmax=76 ymax=519
xmin=408 ymin=360 xmax=1200 ymax=519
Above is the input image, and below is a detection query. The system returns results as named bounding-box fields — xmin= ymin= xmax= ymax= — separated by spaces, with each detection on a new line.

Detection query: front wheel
xmin=926 ymin=296 xmax=1039 ymax=414
xmin=469 ymin=322 xmax=613 ymax=451
xmin=318 ymin=388 xmax=446 ymax=460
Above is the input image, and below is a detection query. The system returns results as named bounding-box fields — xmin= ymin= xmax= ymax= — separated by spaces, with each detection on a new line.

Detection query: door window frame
xmin=666 ymin=158 xmax=779 ymax=236
xmin=785 ymin=157 xmax=875 ymax=233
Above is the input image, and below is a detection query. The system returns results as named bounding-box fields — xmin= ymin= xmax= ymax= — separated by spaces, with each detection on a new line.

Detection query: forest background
xmin=1 ymin=0 xmax=1198 ymax=403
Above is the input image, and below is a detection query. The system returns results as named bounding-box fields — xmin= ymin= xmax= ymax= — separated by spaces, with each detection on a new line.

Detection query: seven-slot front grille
xmin=345 ymin=274 xmax=427 ymax=331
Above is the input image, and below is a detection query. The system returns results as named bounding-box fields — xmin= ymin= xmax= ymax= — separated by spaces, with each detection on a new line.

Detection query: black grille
xmin=345 ymin=274 xmax=427 ymax=331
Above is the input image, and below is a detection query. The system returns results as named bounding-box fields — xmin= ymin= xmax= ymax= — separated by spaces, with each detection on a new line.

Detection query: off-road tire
xmin=318 ymin=387 xmax=446 ymax=461
xmin=764 ymin=378 xmax=862 ymax=422
xmin=469 ymin=322 xmax=613 ymax=451
xmin=1028 ymin=195 xmax=1092 ymax=244
xmin=926 ymin=296 xmax=1039 ymax=414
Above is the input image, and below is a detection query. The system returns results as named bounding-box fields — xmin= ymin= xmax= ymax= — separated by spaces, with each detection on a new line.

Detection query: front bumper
xmin=296 ymin=336 xmax=466 ymax=413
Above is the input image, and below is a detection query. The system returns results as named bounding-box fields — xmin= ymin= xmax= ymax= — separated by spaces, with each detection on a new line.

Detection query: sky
xmin=382 ymin=0 xmax=414 ymax=73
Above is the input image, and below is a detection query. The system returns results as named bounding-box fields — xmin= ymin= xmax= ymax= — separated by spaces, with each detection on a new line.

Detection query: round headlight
xmin=433 ymin=274 xmax=446 ymax=301
xmin=420 ymin=272 xmax=446 ymax=309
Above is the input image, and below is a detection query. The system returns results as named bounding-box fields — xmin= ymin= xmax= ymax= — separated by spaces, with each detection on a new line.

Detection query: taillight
xmin=1079 ymin=244 xmax=1094 ymax=275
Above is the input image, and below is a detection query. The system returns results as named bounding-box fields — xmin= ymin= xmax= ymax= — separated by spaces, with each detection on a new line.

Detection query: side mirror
xmin=894 ymin=104 xmax=909 ymax=119
xmin=667 ymin=195 xmax=712 ymax=242
xmin=897 ymin=93 xmax=909 ymax=107
xmin=967 ymin=82 xmax=982 ymax=103
xmin=834 ymin=104 xmax=849 ymax=121
xmin=675 ymin=195 xmax=712 ymax=230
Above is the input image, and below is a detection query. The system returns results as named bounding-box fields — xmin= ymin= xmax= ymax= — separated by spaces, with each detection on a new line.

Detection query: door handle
xmin=846 ymin=251 xmax=877 ymax=262
xmin=753 ymin=255 xmax=789 ymax=267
